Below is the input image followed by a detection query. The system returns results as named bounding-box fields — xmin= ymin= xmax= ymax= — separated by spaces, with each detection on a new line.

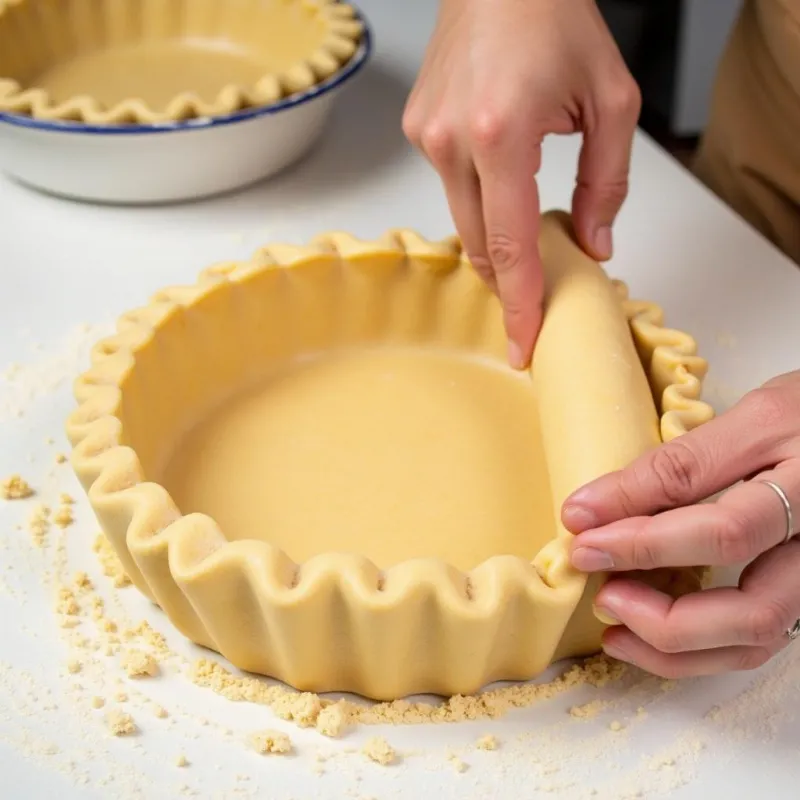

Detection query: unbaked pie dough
xmin=0 ymin=0 xmax=363 ymax=123
xmin=66 ymin=210 xmax=714 ymax=701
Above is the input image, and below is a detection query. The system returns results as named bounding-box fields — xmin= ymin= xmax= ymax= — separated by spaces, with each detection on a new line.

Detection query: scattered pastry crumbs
xmin=93 ymin=533 xmax=132 ymax=587
xmin=55 ymin=453 xmax=67 ymax=464
xmin=190 ymin=655 xmax=625 ymax=731
xmin=121 ymin=649 xmax=159 ymax=678
xmin=153 ymin=705 xmax=169 ymax=719
xmin=476 ymin=734 xmax=498 ymax=751
xmin=66 ymin=659 xmax=82 ymax=675
xmin=91 ymin=696 xmax=105 ymax=709
xmin=175 ymin=754 xmax=189 ymax=768
xmin=28 ymin=504 xmax=50 ymax=547
xmin=56 ymin=586 xmax=79 ymax=616
xmin=59 ymin=492 xmax=74 ymax=505
xmin=1 ymin=474 xmax=34 ymax=499
xmin=115 ymin=691 xmax=128 ymax=703
xmin=316 ymin=701 xmax=350 ymax=737
xmin=569 ymin=700 xmax=608 ymax=719
xmin=362 ymin=737 xmax=396 ymax=766
xmin=53 ymin=504 xmax=74 ymax=529
xmin=448 ymin=753 xmax=469 ymax=773
xmin=106 ymin=709 xmax=137 ymax=736
xmin=249 ymin=730 xmax=292 ymax=755
xmin=609 ymin=720 xmax=624 ymax=732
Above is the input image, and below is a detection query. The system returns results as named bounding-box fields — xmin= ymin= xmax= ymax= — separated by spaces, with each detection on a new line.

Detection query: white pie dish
xmin=0 ymin=14 xmax=371 ymax=205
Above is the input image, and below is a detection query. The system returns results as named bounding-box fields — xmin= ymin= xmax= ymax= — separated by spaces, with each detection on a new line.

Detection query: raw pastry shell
xmin=66 ymin=210 xmax=714 ymax=700
xmin=0 ymin=0 xmax=364 ymax=124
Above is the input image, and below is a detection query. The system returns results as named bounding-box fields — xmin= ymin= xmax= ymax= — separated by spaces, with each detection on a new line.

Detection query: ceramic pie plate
xmin=0 ymin=0 xmax=369 ymax=203
xmin=66 ymin=210 xmax=714 ymax=701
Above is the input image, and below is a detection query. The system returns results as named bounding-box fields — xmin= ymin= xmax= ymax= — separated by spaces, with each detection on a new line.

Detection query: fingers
xmin=570 ymin=461 xmax=800 ymax=572
xmin=471 ymin=112 xmax=545 ymax=369
xmin=571 ymin=75 xmax=640 ymax=261
xmin=563 ymin=386 xmax=798 ymax=531
xmin=595 ymin=538 xmax=800 ymax=676
xmin=602 ymin=628 xmax=783 ymax=679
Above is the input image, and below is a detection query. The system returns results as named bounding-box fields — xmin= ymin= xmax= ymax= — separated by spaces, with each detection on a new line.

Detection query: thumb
xmin=571 ymin=81 xmax=640 ymax=261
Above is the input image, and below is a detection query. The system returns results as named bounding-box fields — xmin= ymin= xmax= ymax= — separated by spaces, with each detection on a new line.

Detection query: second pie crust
xmin=0 ymin=0 xmax=364 ymax=124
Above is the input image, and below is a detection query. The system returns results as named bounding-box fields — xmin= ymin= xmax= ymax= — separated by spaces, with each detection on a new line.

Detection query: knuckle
xmin=419 ymin=120 xmax=456 ymax=164
xmin=740 ymin=387 xmax=791 ymax=431
xmin=630 ymin=522 xmax=662 ymax=570
xmin=653 ymin=627 xmax=685 ymax=655
xmin=486 ymin=232 xmax=523 ymax=275
xmin=598 ymin=76 xmax=641 ymax=119
xmin=401 ymin=107 xmax=422 ymax=145
xmin=469 ymin=108 xmax=507 ymax=150
xmin=713 ymin=510 xmax=754 ymax=565
xmin=468 ymin=254 xmax=495 ymax=285
xmin=649 ymin=442 xmax=704 ymax=507
xmin=745 ymin=601 xmax=793 ymax=646
xmin=735 ymin=646 xmax=772 ymax=672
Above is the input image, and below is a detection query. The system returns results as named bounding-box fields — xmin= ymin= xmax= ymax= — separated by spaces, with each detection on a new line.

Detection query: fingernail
xmin=594 ymin=226 xmax=613 ymax=260
xmin=562 ymin=503 xmax=599 ymax=531
xmin=571 ymin=546 xmax=615 ymax=572
xmin=507 ymin=340 xmax=526 ymax=370
xmin=602 ymin=642 xmax=633 ymax=664
xmin=593 ymin=604 xmax=620 ymax=626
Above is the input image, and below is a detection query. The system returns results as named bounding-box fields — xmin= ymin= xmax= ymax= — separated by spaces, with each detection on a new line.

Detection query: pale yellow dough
xmin=66 ymin=211 xmax=713 ymax=701
xmin=0 ymin=0 xmax=363 ymax=123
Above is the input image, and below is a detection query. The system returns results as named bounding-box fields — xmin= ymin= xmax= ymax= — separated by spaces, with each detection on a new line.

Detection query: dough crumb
xmin=93 ymin=533 xmax=132 ymax=587
xmin=59 ymin=492 xmax=74 ymax=505
xmin=53 ymin=503 xmax=74 ymax=529
xmin=55 ymin=453 xmax=68 ymax=464
xmin=316 ymin=701 xmax=350 ymax=737
xmin=121 ymin=649 xmax=159 ymax=678
xmin=476 ymin=734 xmax=498 ymax=751
xmin=66 ymin=659 xmax=82 ymax=675
xmin=115 ymin=691 xmax=128 ymax=703
xmin=91 ymin=696 xmax=106 ymax=709
xmin=569 ymin=700 xmax=608 ymax=719
xmin=1 ymin=475 xmax=34 ymax=499
xmin=249 ymin=730 xmax=292 ymax=755
xmin=153 ymin=705 xmax=169 ymax=719
xmin=29 ymin=504 xmax=50 ymax=547
xmin=362 ymin=737 xmax=396 ymax=766
xmin=274 ymin=691 xmax=322 ymax=728
xmin=609 ymin=720 xmax=624 ymax=732
xmin=175 ymin=754 xmax=189 ymax=767
xmin=106 ymin=709 xmax=137 ymax=736
xmin=56 ymin=586 xmax=79 ymax=616
xmin=448 ymin=753 xmax=469 ymax=773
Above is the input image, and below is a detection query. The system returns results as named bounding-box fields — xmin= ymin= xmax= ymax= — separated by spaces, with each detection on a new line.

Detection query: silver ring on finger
xmin=759 ymin=480 xmax=795 ymax=544
xmin=787 ymin=619 xmax=800 ymax=641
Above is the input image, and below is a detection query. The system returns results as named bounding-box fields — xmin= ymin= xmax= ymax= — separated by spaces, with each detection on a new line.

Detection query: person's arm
xmin=403 ymin=0 xmax=640 ymax=368
xmin=564 ymin=372 xmax=800 ymax=677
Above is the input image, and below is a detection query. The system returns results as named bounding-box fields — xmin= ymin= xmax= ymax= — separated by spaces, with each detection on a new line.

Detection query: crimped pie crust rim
xmin=0 ymin=0 xmax=365 ymax=125
xmin=66 ymin=225 xmax=714 ymax=616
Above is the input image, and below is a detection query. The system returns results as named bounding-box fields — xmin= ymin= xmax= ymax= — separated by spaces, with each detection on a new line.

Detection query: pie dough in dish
xmin=66 ymin=210 xmax=714 ymax=701
xmin=0 ymin=0 xmax=364 ymax=124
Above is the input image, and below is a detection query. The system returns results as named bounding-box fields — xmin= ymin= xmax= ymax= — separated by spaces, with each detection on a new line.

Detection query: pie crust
xmin=0 ymin=0 xmax=363 ymax=124
xmin=66 ymin=210 xmax=714 ymax=700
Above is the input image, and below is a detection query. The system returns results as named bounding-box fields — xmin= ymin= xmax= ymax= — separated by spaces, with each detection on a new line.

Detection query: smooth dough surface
xmin=36 ymin=41 xmax=269 ymax=107
xmin=160 ymin=347 xmax=556 ymax=570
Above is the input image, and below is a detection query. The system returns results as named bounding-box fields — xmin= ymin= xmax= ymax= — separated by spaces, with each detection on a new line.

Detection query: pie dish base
xmin=160 ymin=346 xmax=556 ymax=571
xmin=66 ymin=211 xmax=714 ymax=700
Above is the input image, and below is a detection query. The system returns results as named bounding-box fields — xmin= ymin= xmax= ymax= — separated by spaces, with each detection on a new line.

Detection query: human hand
xmin=563 ymin=372 xmax=800 ymax=678
xmin=403 ymin=0 xmax=641 ymax=368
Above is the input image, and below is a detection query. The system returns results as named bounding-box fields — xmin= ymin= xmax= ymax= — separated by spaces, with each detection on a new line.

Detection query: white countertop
xmin=2 ymin=2 xmax=800 ymax=798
